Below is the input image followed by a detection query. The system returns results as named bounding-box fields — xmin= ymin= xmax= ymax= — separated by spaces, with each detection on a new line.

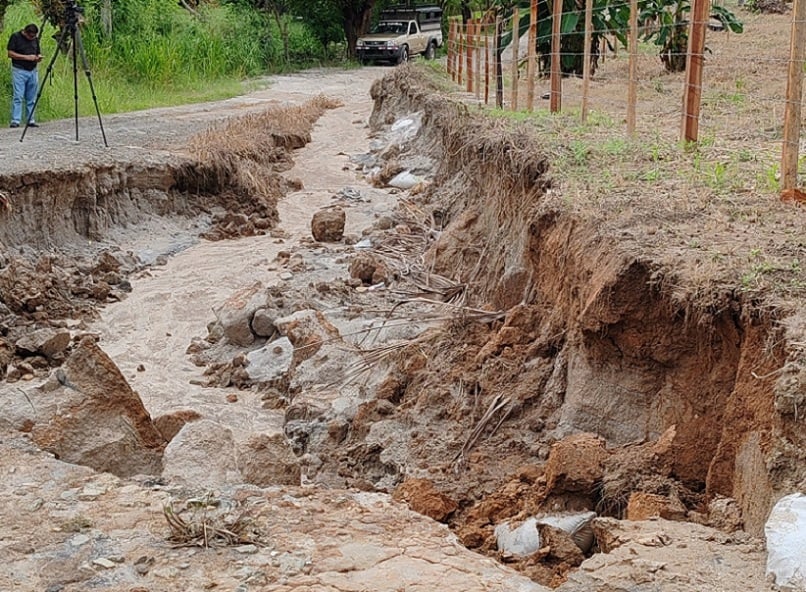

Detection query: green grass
xmin=0 ymin=1 xmax=341 ymax=124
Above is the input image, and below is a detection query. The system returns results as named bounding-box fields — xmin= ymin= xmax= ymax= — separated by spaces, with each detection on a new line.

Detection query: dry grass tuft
xmin=163 ymin=496 xmax=261 ymax=548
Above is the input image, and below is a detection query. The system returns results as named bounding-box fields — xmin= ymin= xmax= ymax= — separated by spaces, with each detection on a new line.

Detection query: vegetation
xmin=0 ymin=0 xmax=744 ymax=124
xmin=0 ymin=0 xmax=349 ymax=123
xmin=450 ymin=0 xmax=742 ymax=74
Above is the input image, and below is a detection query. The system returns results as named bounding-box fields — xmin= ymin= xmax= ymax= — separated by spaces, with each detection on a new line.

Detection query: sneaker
xmin=27 ymin=122 xmax=39 ymax=128
xmin=9 ymin=122 xmax=19 ymax=128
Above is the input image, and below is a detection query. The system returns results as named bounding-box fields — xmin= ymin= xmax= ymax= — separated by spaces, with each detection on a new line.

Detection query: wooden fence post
xmin=781 ymin=0 xmax=806 ymax=191
xmin=458 ymin=21 xmax=464 ymax=85
xmin=581 ymin=0 xmax=593 ymax=122
xmin=511 ymin=7 xmax=520 ymax=111
xmin=447 ymin=19 xmax=455 ymax=79
xmin=681 ymin=0 xmax=710 ymax=144
xmin=627 ymin=0 xmax=638 ymax=134
xmin=484 ymin=22 xmax=490 ymax=105
xmin=526 ymin=0 xmax=538 ymax=111
xmin=475 ymin=20 xmax=482 ymax=101
xmin=550 ymin=0 xmax=563 ymax=112
xmin=496 ymin=15 xmax=504 ymax=108
xmin=467 ymin=19 xmax=474 ymax=93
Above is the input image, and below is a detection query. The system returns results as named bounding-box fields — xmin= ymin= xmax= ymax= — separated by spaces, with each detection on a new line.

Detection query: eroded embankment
xmin=0 ymin=96 xmax=337 ymax=387
xmin=368 ymin=68 xmax=805 ymax=541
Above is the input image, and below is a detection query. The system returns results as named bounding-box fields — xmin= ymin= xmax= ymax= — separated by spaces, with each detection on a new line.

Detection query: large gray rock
xmin=245 ymin=336 xmax=293 ymax=383
xmin=29 ymin=337 xmax=165 ymax=477
xmin=162 ymin=420 xmax=241 ymax=488
xmin=212 ymin=281 xmax=266 ymax=347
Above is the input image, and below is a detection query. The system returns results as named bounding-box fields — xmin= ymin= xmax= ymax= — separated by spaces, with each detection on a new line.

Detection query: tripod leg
xmin=74 ymin=29 xmax=108 ymax=147
xmin=19 ymin=25 xmax=70 ymax=143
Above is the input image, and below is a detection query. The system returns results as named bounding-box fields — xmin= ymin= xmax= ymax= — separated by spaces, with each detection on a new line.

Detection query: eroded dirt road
xmin=0 ymin=65 xmax=783 ymax=592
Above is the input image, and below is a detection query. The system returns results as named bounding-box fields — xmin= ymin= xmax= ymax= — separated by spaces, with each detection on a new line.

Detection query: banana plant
xmin=491 ymin=0 xmax=742 ymax=75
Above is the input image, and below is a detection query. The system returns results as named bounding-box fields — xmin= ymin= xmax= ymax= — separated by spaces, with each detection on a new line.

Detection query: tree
xmin=496 ymin=0 xmax=742 ymax=75
xmin=337 ymin=0 xmax=376 ymax=57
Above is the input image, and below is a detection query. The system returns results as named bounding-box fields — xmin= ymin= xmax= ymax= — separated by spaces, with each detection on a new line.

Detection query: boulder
xmin=162 ymin=420 xmax=241 ymax=488
xmin=15 ymin=328 xmax=71 ymax=360
xmin=212 ymin=281 xmax=266 ymax=347
xmin=311 ymin=207 xmax=346 ymax=242
xmin=30 ymin=337 xmax=165 ymax=477
xmin=239 ymin=433 xmax=301 ymax=487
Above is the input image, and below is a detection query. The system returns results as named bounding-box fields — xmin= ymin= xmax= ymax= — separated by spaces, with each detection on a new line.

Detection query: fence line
xmin=443 ymin=7 xmax=806 ymax=198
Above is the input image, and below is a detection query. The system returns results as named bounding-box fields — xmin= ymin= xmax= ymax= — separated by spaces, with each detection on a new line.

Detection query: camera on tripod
xmin=63 ymin=0 xmax=84 ymax=27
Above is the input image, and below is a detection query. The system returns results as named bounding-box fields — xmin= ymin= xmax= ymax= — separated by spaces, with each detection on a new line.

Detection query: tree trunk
xmin=271 ymin=7 xmax=291 ymax=63
xmin=342 ymin=1 xmax=374 ymax=58
xmin=100 ymin=0 xmax=112 ymax=37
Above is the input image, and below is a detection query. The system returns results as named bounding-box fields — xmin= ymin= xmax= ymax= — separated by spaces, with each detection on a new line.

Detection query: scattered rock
xmin=212 ymin=281 xmax=266 ymax=347
xmin=15 ymin=328 xmax=71 ymax=360
xmin=393 ymin=478 xmax=458 ymax=522
xmin=311 ymin=207 xmax=346 ymax=242
xmin=251 ymin=307 xmax=277 ymax=338
xmin=239 ymin=433 xmax=301 ymax=487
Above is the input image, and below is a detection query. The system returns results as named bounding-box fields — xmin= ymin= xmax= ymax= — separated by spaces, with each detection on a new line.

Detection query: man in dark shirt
xmin=6 ymin=24 xmax=42 ymax=128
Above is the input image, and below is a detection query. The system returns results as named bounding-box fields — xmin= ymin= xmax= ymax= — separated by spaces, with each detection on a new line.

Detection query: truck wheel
xmin=397 ymin=45 xmax=409 ymax=65
xmin=424 ymin=41 xmax=436 ymax=60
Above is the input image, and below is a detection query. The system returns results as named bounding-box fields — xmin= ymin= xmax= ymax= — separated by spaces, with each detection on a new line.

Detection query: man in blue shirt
xmin=7 ymin=24 xmax=42 ymax=128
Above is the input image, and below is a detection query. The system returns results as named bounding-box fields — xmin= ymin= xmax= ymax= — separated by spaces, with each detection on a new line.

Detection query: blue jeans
xmin=11 ymin=67 xmax=38 ymax=125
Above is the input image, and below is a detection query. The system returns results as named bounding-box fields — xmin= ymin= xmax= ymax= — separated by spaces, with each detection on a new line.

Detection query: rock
xmin=239 ymin=433 xmax=301 ymax=487
xmin=707 ymin=495 xmax=743 ymax=532
xmin=162 ymin=420 xmax=241 ymax=488
xmin=274 ymin=309 xmax=341 ymax=363
xmin=590 ymin=517 xmax=624 ymax=553
xmin=311 ymin=207 xmax=346 ymax=242
xmin=245 ymin=336 xmax=294 ymax=383
xmin=393 ymin=478 xmax=458 ymax=523
xmin=349 ymin=252 xmax=389 ymax=285
xmin=544 ymin=433 xmax=609 ymax=494
xmin=15 ymin=328 xmax=71 ymax=360
xmin=30 ymin=338 xmax=165 ymax=477
xmin=154 ymin=409 xmax=203 ymax=442
xmin=92 ymin=558 xmax=117 ymax=569
xmin=212 ymin=281 xmax=266 ymax=347
xmin=251 ymin=307 xmax=277 ymax=338
xmin=626 ymin=492 xmax=687 ymax=522
xmin=537 ymin=523 xmax=585 ymax=565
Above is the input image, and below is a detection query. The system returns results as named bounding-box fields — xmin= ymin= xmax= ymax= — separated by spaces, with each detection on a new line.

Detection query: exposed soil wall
xmin=369 ymin=68 xmax=803 ymax=536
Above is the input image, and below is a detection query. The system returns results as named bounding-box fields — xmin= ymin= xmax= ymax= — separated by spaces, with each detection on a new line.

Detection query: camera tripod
xmin=20 ymin=3 xmax=108 ymax=146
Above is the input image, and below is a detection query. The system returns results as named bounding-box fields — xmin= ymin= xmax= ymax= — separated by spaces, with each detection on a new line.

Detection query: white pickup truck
xmin=356 ymin=5 xmax=443 ymax=65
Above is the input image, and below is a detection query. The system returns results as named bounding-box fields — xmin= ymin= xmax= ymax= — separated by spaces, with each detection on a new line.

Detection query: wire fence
xmin=443 ymin=2 xmax=806 ymax=197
